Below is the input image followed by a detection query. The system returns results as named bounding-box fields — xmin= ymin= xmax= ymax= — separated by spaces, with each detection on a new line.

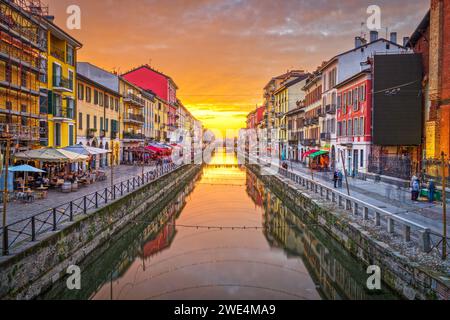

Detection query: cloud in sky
xmin=46 ymin=0 xmax=429 ymax=132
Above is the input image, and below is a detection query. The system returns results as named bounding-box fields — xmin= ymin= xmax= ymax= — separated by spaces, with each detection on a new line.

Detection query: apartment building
xmin=0 ymin=0 xmax=48 ymax=151
xmin=301 ymin=72 xmax=322 ymax=156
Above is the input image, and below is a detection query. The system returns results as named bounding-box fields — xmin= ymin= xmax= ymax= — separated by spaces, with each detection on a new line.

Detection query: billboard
xmin=372 ymin=54 xmax=423 ymax=146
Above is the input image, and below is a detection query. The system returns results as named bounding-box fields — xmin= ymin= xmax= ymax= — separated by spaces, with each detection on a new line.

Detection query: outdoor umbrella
xmin=8 ymin=164 xmax=46 ymax=191
xmin=63 ymin=145 xmax=110 ymax=156
xmin=14 ymin=148 xmax=89 ymax=162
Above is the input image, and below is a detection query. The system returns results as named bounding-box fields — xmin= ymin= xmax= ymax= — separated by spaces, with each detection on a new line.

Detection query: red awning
xmin=145 ymin=145 xmax=164 ymax=154
xmin=302 ymin=149 xmax=319 ymax=159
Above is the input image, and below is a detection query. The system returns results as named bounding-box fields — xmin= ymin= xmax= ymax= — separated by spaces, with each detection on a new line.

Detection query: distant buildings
xmin=248 ymin=28 xmax=431 ymax=185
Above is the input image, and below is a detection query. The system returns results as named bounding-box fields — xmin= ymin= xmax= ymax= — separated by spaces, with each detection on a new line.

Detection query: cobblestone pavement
xmin=4 ymin=164 xmax=156 ymax=225
xmin=257 ymin=157 xmax=449 ymax=236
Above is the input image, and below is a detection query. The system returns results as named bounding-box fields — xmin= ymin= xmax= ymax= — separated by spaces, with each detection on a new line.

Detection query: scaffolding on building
xmin=0 ymin=0 xmax=48 ymax=151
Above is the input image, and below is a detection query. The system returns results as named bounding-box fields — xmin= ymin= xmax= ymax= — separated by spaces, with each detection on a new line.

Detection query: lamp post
xmin=2 ymin=125 xmax=11 ymax=255
xmin=441 ymin=152 xmax=447 ymax=260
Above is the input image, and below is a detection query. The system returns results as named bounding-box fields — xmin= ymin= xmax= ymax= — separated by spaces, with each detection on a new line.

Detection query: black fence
xmin=1 ymin=163 xmax=180 ymax=256
xmin=368 ymin=154 xmax=412 ymax=180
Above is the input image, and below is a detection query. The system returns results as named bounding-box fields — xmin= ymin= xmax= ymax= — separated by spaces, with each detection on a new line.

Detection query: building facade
xmin=76 ymin=73 xmax=121 ymax=166
xmin=336 ymin=70 xmax=372 ymax=176
xmin=44 ymin=17 xmax=81 ymax=148
xmin=301 ymin=73 xmax=322 ymax=158
xmin=0 ymin=0 xmax=48 ymax=152
xmin=122 ymin=65 xmax=179 ymax=142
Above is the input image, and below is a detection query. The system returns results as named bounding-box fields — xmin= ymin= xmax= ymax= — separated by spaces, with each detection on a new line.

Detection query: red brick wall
xmin=441 ymin=0 xmax=450 ymax=104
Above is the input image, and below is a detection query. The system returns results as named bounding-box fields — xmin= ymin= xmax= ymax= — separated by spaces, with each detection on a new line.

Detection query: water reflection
xmin=41 ymin=150 xmax=398 ymax=300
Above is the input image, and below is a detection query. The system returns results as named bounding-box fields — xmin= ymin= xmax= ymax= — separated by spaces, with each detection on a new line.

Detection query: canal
xmin=40 ymin=149 xmax=399 ymax=300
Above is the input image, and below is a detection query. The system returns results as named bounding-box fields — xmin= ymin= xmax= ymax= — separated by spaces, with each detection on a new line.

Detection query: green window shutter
xmin=48 ymin=91 xmax=54 ymax=115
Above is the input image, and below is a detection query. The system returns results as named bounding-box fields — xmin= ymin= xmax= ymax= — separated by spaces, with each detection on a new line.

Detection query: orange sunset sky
xmin=46 ymin=0 xmax=428 ymax=135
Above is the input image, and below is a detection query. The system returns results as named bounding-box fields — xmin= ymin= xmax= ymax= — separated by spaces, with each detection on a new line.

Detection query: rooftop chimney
xmin=370 ymin=31 xmax=379 ymax=43
xmin=390 ymin=32 xmax=397 ymax=44
xmin=403 ymin=37 xmax=410 ymax=47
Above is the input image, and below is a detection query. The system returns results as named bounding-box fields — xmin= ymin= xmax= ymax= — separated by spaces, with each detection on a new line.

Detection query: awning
xmin=63 ymin=145 xmax=110 ymax=156
xmin=302 ymin=149 xmax=319 ymax=159
xmin=309 ymin=150 xmax=329 ymax=159
xmin=14 ymin=148 xmax=89 ymax=162
xmin=9 ymin=164 xmax=45 ymax=173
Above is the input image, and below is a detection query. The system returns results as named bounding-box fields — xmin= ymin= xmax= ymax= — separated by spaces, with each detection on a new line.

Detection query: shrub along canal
xmin=40 ymin=150 xmax=399 ymax=300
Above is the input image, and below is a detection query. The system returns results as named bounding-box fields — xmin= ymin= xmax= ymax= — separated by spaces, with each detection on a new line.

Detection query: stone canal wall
xmin=0 ymin=165 xmax=201 ymax=300
xmin=247 ymin=164 xmax=450 ymax=300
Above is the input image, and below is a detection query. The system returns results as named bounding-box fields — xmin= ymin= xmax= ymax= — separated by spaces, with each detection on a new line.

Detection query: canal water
xmin=40 ymin=149 xmax=399 ymax=300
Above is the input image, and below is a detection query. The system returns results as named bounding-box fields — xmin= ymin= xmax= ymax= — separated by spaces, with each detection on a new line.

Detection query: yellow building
xmin=76 ymin=73 xmax=121 ymax=166
xmin=154 ymin=96 xmax=167 ymax=142
xmin=43 ymin=17 xmax=81 ymax=148
xmin=0 ymin=0 xmax=48 ymax=151
xmin=119 ymin=77 xmax=146 ymax=160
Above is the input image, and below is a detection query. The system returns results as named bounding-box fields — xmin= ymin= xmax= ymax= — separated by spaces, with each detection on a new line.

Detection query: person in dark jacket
xmin=411 ymin=176 xmax=420 ymax=201
xmin=428 ymin=179 xmax=436 ymax=203
xmin=333 ymin=171 xmax=338 ymax=188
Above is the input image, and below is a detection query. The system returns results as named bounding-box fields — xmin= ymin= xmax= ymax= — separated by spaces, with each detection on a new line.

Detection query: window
xmin=348 ymin=119 xmax=352 ymax=136
xmin=86 ymin=114 xmax=90 ymax=129
xmin=94 ymin=90 xmax=99 ymax=105
xmin=94 ymin=115 xmax=97 ymax=130
xmin=5 ymin=64 xmax=12 ymax=82
xmin=105 ymin=94 xmax=109 ymax=108
xmin=21 ymin=69 xmax=27 ymax=87
xmin=66 ymin=98 xmax=75 ymax=119
xmin=360 ymin=117 xmax=364 ymax=136
xmin=39 ymin=59 xmax=47 ymax=83
xmin=99 ymin=92 xmax=104 ymax=107
xmin=110 ymin=96 xmax=114 ymax=110
xmin=100 ymin=117 xmax=104 ymax=131
xmin=86 ymin=87 xmax=92 ymax=103
xmin=68 ymin=70 xmax=74 ymax=91
xmin=354 ymin=117 xmax=359 ymax=136
xmin=66 ymin=45 xmax=74 ymax=66
xmin=78 ymin=83 xmax=84 ymax=100
xmin=337 ymin=94 xmax=341 ymax=110
xmin=115 ymin=99 xmax=119 ymax=112
xmin=337 ymin=121 xmax=342 ymax=136
xmin=105 ymin=118 xmax=109 ymax=132
xmin=69 ymin=125 xmax=74 ymax=146
xmin=55 ymin=123 xmax=61 ymax=147
xmin=360 ymin=150 xmax=364 ymax=168
xmin=53 ymin=63 xmax=62 ymax=86
xmin=342 ymin=120 xmax=346 ymax=136
xmin=78 ymin=112 xmax=83 ymax=129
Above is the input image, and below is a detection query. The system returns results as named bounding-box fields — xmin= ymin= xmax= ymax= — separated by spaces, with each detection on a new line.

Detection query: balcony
xmin=53 ymin=75 xmax=73 ymax=92
xmin=123 ymin=113 xmax=145 ymax=124
xmin=339 ymin=136 xmax=354 ymax=145
xmin=326 ymin=104 xmax=337 ymax=115
xmin=123 ymin=131 xmax=145 ymax=141
xmin=53 ymin=107 xmax=74 ymax=120
xmin=0 ymin=123 xmax=40 ymax=141
xmin=51 ymin=47 xmax=65 ymax=62
xmin=320 ymin=132 xmax=331 ymax=141
xmin=318 ymin=108 xmax=326 ymax=117
xmin=123 ymin=93 xmax=145 ymax=108
xmin=301 ymin=139 xmax=319 ymax=147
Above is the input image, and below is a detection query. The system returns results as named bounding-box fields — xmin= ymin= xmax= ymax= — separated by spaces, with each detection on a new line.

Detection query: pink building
xmin=122 ymin=65 xmax=179 ymax=139
xmin=335 ymin=70 xmax=372 ymax=176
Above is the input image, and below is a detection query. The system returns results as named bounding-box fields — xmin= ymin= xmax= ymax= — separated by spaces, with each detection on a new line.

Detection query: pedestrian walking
xmin=428 ymin=179 xmax=436 ymax=203
xmin=337 ymin=170 xmax=343 ymax=188
xmin=333 ymin=171 xmax=338 ymax=188
xmin=411 ymin=177 xmax=420 ymax=201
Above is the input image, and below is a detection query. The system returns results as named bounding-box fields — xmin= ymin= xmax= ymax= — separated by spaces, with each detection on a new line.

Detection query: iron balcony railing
xmin=50 ymin=47 xmax=65 ymax=62
xmin=0 ymin=123 xmax=40 ymax=141
xmin=123 ymin=93 xmax=145 ymax=107
xmin=326 ymin=104 xmax=337 ymax=114
xmin=0 ymin=163 xmax=181 ymax=256
xmin=124 ymin=113 xmax=145 ymax=123
xmin=123 ymin=131 xmax=145 ymax=140
xmin=320 ymin=132 xmax=331 ymax=141
xmin=53 ymin=75 xmax=72 ymax=91
xmin=54 ymin=107 xmax=74 ymax=119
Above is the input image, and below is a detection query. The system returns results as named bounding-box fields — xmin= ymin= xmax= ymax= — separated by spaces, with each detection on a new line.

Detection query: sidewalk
xmin=4 ymin=164 xmax=156 ymax=225
xmin=260 ymin=157 xmax=449 ymax=237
